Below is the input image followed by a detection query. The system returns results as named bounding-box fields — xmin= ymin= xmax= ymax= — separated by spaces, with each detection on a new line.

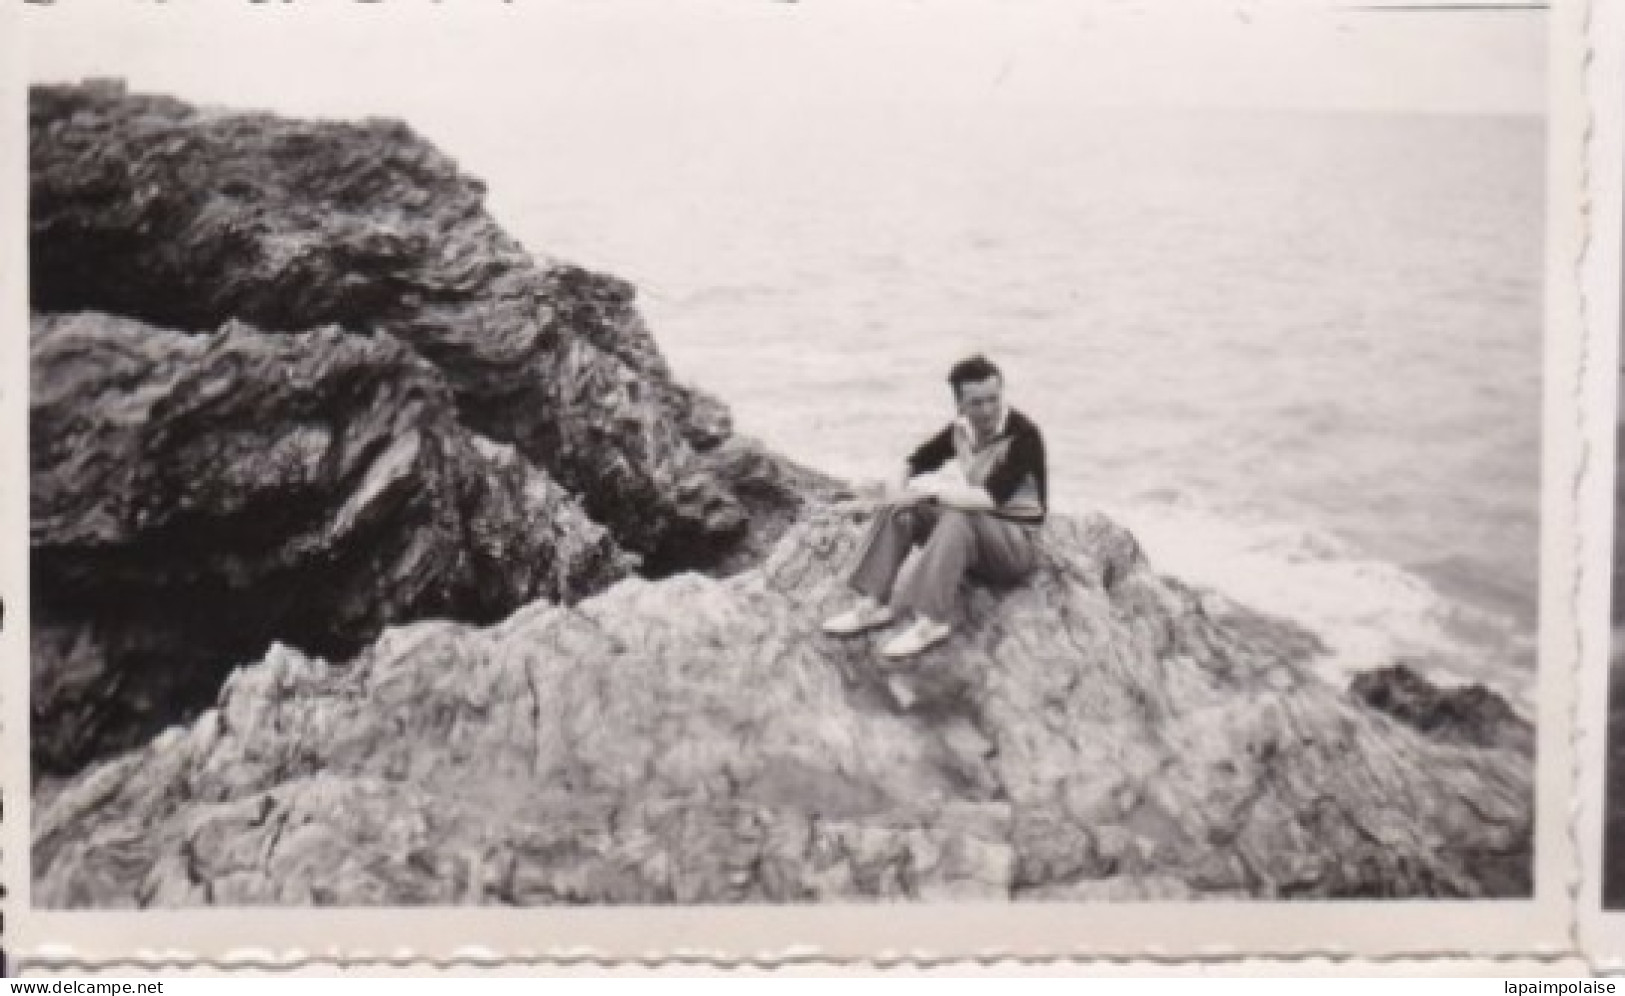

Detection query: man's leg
xmin=891 ymin=508 xmax=980 ymax=624
xmin=848 ymin=500 xmax=938 ymax=605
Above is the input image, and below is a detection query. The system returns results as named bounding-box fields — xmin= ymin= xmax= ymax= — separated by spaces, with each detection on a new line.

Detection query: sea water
xmin=482 ymin=107 xmax=1544 ymax=704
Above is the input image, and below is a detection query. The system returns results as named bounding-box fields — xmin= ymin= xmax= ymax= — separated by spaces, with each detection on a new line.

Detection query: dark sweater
xmin=906 ymin=407 xmax=1048 ymax=523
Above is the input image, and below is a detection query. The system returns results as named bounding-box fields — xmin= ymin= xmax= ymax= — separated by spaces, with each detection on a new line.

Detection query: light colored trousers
xmin=848 ymin=500 xmax=1040 ymax=622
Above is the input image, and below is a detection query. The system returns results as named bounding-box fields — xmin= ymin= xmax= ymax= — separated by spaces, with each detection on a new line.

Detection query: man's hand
xmin=933 ymin=483 xmax=995 ymax=511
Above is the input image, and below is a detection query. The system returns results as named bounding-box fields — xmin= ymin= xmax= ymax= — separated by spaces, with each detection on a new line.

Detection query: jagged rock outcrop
xmin=1606 ymin=661 xmax=1625 ymax=909
xmin=33 ymin=506 xmax=1533 ymax=906
xmin=31 ymin=311 xmax=636 ymax=774
xmin=29 ymin=80 xmax=828 ymax=575
xmin=28 ymin=81 xmax=844 ymax=775
xmin=1605 ymin=411 xmax=1625 ymax=907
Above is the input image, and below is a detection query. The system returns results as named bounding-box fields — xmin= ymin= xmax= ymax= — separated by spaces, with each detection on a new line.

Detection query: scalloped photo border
xmin=0 ymin=0 xmax=1601 ymax=973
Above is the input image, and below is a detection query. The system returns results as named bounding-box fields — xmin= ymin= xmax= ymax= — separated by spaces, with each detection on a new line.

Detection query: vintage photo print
xmin=2 ymin=0 xmax=1589 ymax=968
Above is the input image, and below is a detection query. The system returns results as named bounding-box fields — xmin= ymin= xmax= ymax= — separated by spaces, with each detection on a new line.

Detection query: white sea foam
xmin=1095 ymin=490 xmax=1535 ymax=710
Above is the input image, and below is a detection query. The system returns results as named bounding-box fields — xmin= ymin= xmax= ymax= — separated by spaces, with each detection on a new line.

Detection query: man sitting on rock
xmin=822 ymin=354 xmax=1048 ymax=659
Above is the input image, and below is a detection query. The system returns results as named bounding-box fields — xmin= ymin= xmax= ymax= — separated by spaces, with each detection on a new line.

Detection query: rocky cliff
xmin=29 ymin=82 xmax=1532 ymax=903
xmin=34 ymin=506 xmax=1531 ymax=905
xmin=29 ymin=82 xmax=837 ymax=773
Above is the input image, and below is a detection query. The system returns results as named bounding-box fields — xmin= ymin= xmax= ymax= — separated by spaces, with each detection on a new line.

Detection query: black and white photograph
xmin=5 ymin=0 xmax=1584 ymax=965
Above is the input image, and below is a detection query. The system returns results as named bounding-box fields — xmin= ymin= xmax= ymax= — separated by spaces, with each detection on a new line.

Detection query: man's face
xmin=957 ymin=375 xmax=1004 ymax=435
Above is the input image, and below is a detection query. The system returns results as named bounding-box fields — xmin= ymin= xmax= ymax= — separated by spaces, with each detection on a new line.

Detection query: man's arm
xmin=906 ymin=425 xmax=955 ymax=478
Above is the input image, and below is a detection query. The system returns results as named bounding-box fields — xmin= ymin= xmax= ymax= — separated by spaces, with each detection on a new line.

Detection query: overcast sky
xmin=25 ymin=0 xmax=1546 ymax=119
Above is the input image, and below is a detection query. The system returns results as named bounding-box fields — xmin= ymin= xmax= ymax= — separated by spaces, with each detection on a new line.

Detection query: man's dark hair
xmin=947 ymin=354 xmax=1002 ymax=399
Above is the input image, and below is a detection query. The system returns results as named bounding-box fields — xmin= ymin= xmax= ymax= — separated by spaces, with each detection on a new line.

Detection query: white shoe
xmin=821 ymin=600 xmax=896 ymax=637
xmin=880 ymin=617 xmax=953 ymax=659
